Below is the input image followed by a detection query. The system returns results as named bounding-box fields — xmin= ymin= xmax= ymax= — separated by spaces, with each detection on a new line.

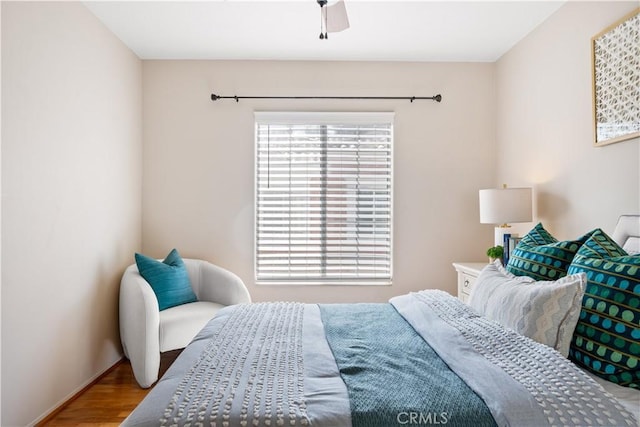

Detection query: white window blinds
xmin=255 ymin=112 xmax=393 ymax=285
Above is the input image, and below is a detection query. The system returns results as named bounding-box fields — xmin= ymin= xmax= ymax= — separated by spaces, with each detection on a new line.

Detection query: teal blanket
xmin=319 ymin=303 xmax=496 ymax=427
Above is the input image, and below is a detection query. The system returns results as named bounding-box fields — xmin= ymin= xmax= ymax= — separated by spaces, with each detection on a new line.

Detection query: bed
xmin=123 ymin=215 xmax=640 ymax=427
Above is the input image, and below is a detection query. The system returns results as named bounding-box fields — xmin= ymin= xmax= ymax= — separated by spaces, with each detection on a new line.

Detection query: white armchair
xmin=119 ymin=258 xmax=251 ymax=388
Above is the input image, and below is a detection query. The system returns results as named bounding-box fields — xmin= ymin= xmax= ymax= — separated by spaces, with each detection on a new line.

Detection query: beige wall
xmin=142 ymin=60 xmax=496 ymax=303
xmin=1 ymin=2 xmax=142 ymax=425
xmin=496 ymin=1 xmax=639 ymax=239
xmin=0 ymin=3 xmax=3 ymax=423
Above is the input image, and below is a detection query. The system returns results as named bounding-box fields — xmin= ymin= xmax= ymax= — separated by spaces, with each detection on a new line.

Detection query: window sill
xmin=255 ymin=280 xmax=392 ymax=287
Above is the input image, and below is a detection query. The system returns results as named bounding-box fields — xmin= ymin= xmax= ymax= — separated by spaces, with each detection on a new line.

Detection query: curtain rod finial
xmin=434 ymin=94 xmax=442 ymax=102
xmin=211 ymin=94 xmax=221 ymax=101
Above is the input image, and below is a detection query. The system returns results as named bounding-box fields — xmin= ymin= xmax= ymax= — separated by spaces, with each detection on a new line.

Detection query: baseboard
xmin=32 ymin=356 xmax=125 ymax=427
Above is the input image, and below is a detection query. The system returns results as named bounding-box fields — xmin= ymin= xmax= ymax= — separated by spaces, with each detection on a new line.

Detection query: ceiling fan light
xmin=325 ymin=0 xmax=350 ymax=33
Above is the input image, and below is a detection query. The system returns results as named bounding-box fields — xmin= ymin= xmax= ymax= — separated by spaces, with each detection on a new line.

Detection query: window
xmin=255 ymin=112 xmax=393 ymax=285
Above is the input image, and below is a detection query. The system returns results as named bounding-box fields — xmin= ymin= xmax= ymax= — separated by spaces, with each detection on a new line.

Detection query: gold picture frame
xmin=592 ymin=9 xmax=639 ymax=146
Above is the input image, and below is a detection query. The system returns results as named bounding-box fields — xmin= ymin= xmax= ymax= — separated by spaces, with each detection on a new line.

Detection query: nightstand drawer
xmin=452 ymin=262 xmax=487 ymax=303
xmin=458 ymin=272 xmax=476 ymax=302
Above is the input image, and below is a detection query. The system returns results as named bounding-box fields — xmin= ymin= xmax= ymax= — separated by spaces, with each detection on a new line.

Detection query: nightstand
xmin=452 ymin=262 xmax=487 ymax=303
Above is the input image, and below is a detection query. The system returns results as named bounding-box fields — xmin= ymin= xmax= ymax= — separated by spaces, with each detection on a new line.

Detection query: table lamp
xmin=479 ymin=185 xmax=532 ymax=246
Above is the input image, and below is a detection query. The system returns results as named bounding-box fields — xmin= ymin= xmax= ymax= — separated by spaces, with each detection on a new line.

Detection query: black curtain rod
xmin=210 ymin=94 xmax=442 ymax=103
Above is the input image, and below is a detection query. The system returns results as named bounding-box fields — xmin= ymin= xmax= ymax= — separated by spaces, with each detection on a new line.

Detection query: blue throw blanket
xmin=319 ymin=303 xmax=496 ymax=427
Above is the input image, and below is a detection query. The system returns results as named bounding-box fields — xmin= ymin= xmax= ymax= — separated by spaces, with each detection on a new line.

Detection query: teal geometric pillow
xmin=567 ymin=229 xmax=640 ymax=389
xmin=506 ymin=223 xmax=592 ymax=281
xmin=135 ymin=249 xmax=197 ymax=311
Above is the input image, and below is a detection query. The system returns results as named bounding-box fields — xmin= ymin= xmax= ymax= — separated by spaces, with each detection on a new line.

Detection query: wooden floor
xmin=38 ymin=351 xmax=181 ymax=426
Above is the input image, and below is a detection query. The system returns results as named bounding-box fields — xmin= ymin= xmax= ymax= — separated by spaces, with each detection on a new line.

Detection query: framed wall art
xmin=592 ymin=9 xmax=639 ymax=146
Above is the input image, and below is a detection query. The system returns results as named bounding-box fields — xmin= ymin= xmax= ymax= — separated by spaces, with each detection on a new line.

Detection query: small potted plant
xmin=486 ymin=245 xmax=504 ymax=264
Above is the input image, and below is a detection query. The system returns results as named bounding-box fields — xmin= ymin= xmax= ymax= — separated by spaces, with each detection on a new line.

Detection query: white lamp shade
xmin=479 ymin=187 xmax=532 ymax=225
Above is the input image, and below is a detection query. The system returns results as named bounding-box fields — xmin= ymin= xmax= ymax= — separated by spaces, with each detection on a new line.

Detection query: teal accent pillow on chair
xmin=567 ymin=229 xmax=640 ymax=388
xmin=506 ymin=223 xmax=592 ymax=281
xmin=135 ymin=249 xmax=198 ymax=311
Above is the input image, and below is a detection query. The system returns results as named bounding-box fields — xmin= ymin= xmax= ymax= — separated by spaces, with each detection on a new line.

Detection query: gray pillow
xmin=469 ymin=260 xmax=586 ymax=357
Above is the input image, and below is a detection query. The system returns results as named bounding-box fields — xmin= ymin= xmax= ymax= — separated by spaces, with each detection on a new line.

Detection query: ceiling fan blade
xmin=325 ymin=0 xmax=349 ymax=33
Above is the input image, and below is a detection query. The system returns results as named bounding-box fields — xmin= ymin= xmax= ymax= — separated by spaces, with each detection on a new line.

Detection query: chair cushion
xmin=159 ymin=301 xmax=224 ymax=352
xmin=135 ymin=248 xmax=198 ymax=311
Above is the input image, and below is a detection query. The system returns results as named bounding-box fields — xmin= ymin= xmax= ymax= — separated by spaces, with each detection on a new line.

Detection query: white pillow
xmin=469 ymin=260 xmax=586 ymax=357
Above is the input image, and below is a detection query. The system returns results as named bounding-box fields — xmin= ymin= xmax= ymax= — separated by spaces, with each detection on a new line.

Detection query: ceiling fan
xmin=317 ymin=0 xmax=350 ymax=39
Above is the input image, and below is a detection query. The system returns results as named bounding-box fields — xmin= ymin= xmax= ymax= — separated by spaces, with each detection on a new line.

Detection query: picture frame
xmin=591 ymin=9 xmax=639 ymax=146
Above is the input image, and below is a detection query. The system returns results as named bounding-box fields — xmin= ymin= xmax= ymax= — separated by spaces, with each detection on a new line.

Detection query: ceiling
xmin=84 ymin=1 xmax=566 ymax=62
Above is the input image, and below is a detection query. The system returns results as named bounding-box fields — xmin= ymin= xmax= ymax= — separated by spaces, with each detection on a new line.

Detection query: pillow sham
xmin=506 ymin=223 xmax=592 ymax=281
xmin=567 ymin=229 xmax=640 ymax=389
xmin=135 ymin=248 xmax=198 ymax=311
xmin=469 ymin=260 xmax=586 ymax=357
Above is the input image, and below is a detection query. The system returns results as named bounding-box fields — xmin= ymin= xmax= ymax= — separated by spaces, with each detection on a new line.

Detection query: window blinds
xmin=255 ymin=112 xmax=393 ymax=284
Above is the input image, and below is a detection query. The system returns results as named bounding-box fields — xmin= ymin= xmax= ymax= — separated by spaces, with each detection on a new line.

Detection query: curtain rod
xmin=210 ymin=94 xmax=442 ymax=103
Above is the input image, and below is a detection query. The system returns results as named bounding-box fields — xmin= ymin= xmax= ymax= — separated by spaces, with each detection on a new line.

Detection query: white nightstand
xmin=452 ymin=262 xmax=487 ymax=303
